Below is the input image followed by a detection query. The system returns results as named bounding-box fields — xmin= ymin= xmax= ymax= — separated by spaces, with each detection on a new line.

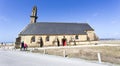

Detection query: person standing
xmin=20 ymin=41 xmax=24 ymax=51
xmin=1 ymin=42 xmax=3 ymax=45
xmin=24 ymin=43 xmax=28 ymax=51
xmin=1 ymin=42 xmax=3 ymax=48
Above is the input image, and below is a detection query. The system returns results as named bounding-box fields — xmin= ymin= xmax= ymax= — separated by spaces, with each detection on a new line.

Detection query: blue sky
xmin=0 ymin=0 xmax=120 ymax=42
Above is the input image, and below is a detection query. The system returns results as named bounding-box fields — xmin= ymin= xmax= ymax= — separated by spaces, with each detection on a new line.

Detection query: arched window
xmin=31 ymin=36 xmax=35 ymax=42
xmin=75 ymin=35 xmax=79 ymax=39
xmin=46 ymin=36 xmax=50 ymax=41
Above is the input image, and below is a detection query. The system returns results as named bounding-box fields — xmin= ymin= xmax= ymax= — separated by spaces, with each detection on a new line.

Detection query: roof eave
xmin=19 ymin=33 xmax=87 ymax=36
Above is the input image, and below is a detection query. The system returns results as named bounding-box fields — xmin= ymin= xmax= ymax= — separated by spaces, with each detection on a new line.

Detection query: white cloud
xmin=0 ymin=16 xmax=9 ymax=22
xmin=113 ymin=32 xmax=120 ymax=36
xmin=111 ymin=20 xmax=119 ymax=24
xmin=102 ymin=32 xmax=120 ymax=38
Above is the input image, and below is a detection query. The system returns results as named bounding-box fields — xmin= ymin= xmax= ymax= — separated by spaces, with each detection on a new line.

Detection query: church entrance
xmin=57 ymin=38 xmax=60 ymax=46
xmin=62 ymin=38 xmax=67 ymax=46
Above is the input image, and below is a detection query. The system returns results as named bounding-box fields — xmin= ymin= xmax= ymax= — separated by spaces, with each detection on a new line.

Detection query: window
xmin=46 ymin=36 xmax=50 ymax=41
xmin=75 ymin=35 xmax=79 ymax=39
xmin=31 ymin=36 xmax=35 ymax=42
xmin=70 ymin=37 xmax=74 ymax=41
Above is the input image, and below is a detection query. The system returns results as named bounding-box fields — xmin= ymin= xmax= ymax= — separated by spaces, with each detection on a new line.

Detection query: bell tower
xmin=30 ymin=6 xmax=38 ymax=23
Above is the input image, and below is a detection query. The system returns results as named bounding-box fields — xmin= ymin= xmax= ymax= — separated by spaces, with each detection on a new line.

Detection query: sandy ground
xmin=0 ymin=48 xmax=108 ymax=66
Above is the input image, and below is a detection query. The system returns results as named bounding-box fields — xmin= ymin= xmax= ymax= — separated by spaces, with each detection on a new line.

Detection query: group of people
xmin=20 ymin=41 xmax=28 ymax=51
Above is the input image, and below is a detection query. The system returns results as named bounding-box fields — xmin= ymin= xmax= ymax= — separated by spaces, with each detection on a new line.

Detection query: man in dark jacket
xmin=20 ymin=41 xmax=24 ymax=51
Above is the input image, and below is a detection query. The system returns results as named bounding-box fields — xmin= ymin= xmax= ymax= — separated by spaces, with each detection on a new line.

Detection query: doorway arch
xmin=62 ymin=37 xmax=67 ymax=46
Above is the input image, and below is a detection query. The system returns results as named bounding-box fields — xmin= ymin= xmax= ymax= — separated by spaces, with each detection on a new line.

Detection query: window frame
xmin=31 ymin=36 xmax=35 ymax=42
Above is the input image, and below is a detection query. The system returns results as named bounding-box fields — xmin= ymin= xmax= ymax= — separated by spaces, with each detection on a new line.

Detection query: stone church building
xmin=15 ymin=6 xmax=98 ymax=48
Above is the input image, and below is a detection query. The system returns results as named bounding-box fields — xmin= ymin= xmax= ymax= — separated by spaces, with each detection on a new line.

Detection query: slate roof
xmin=19 ymin=22 xmax=94 ymax=35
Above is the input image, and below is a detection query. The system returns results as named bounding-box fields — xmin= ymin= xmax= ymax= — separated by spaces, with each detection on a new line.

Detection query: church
xmin=15 ymin=6 xmax=98 ymax=48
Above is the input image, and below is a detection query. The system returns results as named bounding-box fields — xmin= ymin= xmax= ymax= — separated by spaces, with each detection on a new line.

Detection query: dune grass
xmin=32 ymin=46 xmax=120 ymax=64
